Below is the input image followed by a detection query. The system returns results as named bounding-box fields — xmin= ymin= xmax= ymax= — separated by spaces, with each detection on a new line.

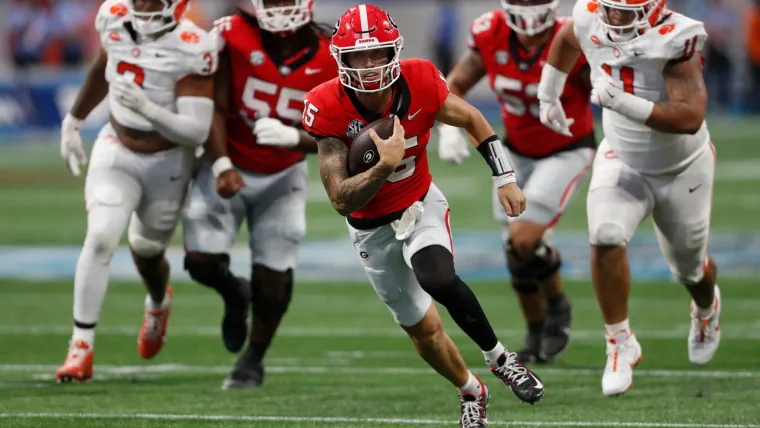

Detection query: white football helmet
xmin=128 ymin=0 xmax=190 ymax=36
xmin=501 ymin=0 xmax=559 ymax=36
xmin=251 ymin=0 xmax=313 ymax=34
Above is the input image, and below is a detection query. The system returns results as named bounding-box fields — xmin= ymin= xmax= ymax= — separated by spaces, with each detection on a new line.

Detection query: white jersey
xmin=573 ymin=0 xmax=710 ymax=174
xmin=95 ymin=0 xmax=217 ymax=132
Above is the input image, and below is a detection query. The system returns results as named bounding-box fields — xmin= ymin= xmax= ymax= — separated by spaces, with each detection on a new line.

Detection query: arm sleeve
xmin=143 ymin=96 xmax=215 ymax=147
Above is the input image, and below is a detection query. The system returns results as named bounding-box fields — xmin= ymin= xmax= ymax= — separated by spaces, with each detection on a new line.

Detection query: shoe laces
xmin=459 ymin=395 xmax=485 ymax=427
xmin=65 ymin=340 xmax=90 ymax=364
xmin=142 ymin=310 xmax=165 ymax=340
xmin=492 ymin=352 xmax=530 ymax=387
xmin=690 ymin=312 xmax=716 ymax=342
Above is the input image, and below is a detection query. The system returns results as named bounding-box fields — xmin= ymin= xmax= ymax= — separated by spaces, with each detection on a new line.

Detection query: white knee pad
xmin=590 ymin=221 xmax=629 ymax=247
xmin=128 ymin=231 xmax=167 ymax=257
xmin=128 ymin=212 xmax=172 ymax=257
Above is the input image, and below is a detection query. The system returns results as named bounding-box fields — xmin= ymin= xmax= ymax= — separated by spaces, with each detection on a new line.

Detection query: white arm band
xmin=141 ymin=96 xmax=214 ymax=147
xmin=615 ymin=92 xmax=655 ymax=122
xmin=537 ymin=64 xmax=569 ymax=102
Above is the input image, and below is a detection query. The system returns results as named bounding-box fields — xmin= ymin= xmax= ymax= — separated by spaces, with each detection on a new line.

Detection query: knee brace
xmin=251 ymin=265 xmax=293 ymax=324
xmin=590 ymin=221 xmax=629 ymax=247
xmin=506 ymin=239 xmax=562 ymax=286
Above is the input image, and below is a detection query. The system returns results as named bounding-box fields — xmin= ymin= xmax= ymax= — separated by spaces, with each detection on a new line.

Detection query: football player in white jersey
xmin=56 ymin=0 xmax=217 ymax=383
xmin=537 ymin=0 xmax=721 ymax=396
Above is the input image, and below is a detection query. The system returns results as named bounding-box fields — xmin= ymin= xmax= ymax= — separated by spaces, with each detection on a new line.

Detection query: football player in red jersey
xmin=303 ymin=5 xmax=542 ymax=425
xmin=439 ymin=0 xmax=595 ymax=364
xmin=181 ymin=0 xmax=337 ymax=389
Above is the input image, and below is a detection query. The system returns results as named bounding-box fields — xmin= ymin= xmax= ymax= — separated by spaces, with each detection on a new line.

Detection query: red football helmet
xmin=330 ymin=4 xmax=404 ymax=93
xmin=128 ymin=0 xmax=190 ymax=35
xmin=501 ymin=0 xmax=559 ymax=36
xmin=598 ymin=0 xmax=667 ymax=42
xmin=251 ymin=0 xmax=313 ymax=34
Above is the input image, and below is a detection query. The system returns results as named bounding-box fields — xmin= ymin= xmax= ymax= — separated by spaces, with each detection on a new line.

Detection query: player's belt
xmin=347 ymin=191 xmax=428 ymax=230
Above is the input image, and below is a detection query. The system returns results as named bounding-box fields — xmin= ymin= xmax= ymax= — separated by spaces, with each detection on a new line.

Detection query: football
xmin=347 ymin=117 xmax=395 ymax=176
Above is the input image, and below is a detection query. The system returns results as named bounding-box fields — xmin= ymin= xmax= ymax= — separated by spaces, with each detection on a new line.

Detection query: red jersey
xmin=469 ymin=11 xmax=595 ymax=158
xmin=214 ymin=14 xmax=337 ymax=174
xmin=303 ymin=59 xmax=449 ymax=219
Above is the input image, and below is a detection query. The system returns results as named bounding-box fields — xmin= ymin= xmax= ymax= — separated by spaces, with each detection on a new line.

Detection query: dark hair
xmin=235 ymin=7 xmax=333 ymax=39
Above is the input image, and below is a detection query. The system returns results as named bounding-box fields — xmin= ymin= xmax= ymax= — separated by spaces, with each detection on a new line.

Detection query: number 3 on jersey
xmin=117 ymin=62 xmax=145 ymax=87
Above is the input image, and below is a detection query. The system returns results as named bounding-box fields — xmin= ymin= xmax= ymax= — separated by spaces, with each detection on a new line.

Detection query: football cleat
xmin=540 ymin=294 xmax=572 ymax=362
xmin=221 ymin=277 xmax=252 ymax=353
xmin=458 ymin=381 xmax=490 ymax=428
xmin=221 ymin=345 xmax=265 ymax=390
xmin=138 ymin=285 xmax=173 ymax=360
xmin=688 ymin=285 xmax=721 ymax=365
xmin=516 ymin=328 xmax=543 ymax=364
xmin=602 ymin=329 xmax=642 ymax=396
xmin=56 ymin=339 xmax=94 ymax=383
xmin=490 ymin=352 xmax=544 ymax=404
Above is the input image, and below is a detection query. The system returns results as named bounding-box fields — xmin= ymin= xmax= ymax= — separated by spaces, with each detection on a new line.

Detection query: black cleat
xmin=221 ymin=345 xmax=264 ymax=390
xmin=540 ymin=294 xmax=572 ymax=362
xmin=516 ymin=327 xmax=544 ymax=365
xmin=221 ymin=277 xmax=252 ymax=353
xmin=458 ymin=383 xmax=489 ymax=428
xmin=490 ymin=352 xmax=545 ymax=404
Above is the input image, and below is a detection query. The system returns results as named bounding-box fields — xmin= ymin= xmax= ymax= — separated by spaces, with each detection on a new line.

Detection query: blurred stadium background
xmin=1 ymin=1 xmax=759 ymax=427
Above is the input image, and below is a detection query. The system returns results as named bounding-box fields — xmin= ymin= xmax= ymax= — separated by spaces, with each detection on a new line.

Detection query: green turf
xmin=1 ymin=279 xmax=759 ymax=427
xmin=2 ymin=118 xmax=759 ymax=246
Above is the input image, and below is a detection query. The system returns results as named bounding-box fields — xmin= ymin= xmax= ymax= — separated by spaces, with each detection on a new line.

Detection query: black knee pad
xmin=506 ymin=239 xmax=562 ymax=283
xmin=410 ymin=245 xmax=463 ymax=302
xmin=184 ymin=253 xmax=230 ymax=287
xmin=251 ymin=265 xmax=293 ymax=324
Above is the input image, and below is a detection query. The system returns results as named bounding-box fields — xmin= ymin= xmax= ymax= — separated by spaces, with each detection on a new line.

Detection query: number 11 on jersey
xmin=601 ymin=63 xmax=635 ymax=95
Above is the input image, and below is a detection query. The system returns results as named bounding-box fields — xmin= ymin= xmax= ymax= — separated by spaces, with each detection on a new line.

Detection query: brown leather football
xmin=347 ymin=117 xmax=394 ymax=176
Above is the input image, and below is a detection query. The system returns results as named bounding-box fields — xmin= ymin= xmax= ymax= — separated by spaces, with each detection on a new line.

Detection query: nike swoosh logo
xmin=530 ymin=373 xmax=544 ymax=390
xmin=689 ymin=184 xmax=702 ymax=193
xmin=305 ymin=68 xmax=322 ymax=75
xmin=408 ymin=109 xmax=422 ymax=120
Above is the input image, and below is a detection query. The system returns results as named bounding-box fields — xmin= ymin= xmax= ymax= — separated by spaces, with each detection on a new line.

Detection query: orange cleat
xmin=138 ymin=285 xmax=173 ymax=360
xmin=56 ymin=339 xmax=94 ymax=383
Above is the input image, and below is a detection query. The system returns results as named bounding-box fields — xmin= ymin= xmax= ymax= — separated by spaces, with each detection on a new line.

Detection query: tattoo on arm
xmin=317 ymin=137 xmax=395 ymax=215
xmin=448 ymin=50 xmax=486 ymax=96
xmin=647 ymin=55 xmax=706 ymax=133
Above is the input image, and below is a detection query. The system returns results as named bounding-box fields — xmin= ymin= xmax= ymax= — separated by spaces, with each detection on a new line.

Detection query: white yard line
xmin=1 ymin=363 xmax=758 ymax=379
xmin=0 ymin=324 xmax=758 ymax=340
xmin=0 ymin=412 xmax=755 ymax=427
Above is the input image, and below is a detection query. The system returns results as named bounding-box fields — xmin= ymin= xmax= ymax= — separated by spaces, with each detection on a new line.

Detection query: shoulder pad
xmin=647 ymin=14 xmax=707 ymax=61
xmin=468 ymin=9 xmax=504 ymax=51
xmin=95 ymin=0 xmax=129 ymax=33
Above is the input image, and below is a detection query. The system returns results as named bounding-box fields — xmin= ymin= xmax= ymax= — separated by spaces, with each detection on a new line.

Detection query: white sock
xmin=72 ymin=203 xmax=132 ymax=349
xmin=605 ymin=319 xmax=631 ymax=336
xmin=72 ymin=244 xmax=113 ymax=347
xmin=458 ymin=371 xmax=483 ymax=397
xmin=72 ymin=326 xmax=96 ymax=347
xmin=483 ymin=341 xmax=506 ymax=367
xmin=145 ymin=289 xmax=171 ymax=311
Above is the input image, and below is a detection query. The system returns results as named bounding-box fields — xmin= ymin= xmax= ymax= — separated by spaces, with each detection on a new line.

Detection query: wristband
xmin=477 ymin=135 xmax=516 ymax=186
xmin=212 ymin=156 xmax=234 ymax=178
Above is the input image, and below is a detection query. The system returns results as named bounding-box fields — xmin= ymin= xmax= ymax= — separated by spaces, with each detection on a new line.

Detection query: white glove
xmin=539 ymin=100 xmax=575 ymax=137
xmin=590 ymin=75 xmax=625 ymax=111
xmin=60 ymin=114 xmax=87 ymax=177
xmin=437 ymin=123 xmax=470 ymax=165
xmin=590 ymin=74 xmax=654 ymax=122
xmin=391 ymin=201 xmax=424 ymax=241
xmin=111 ymin=79 xmax=155 ymax=117
xmin=254 ymin=117 xmax=300 ymax=148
